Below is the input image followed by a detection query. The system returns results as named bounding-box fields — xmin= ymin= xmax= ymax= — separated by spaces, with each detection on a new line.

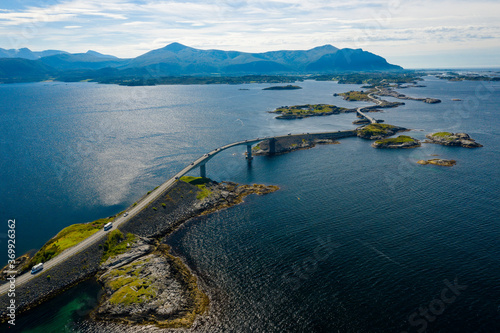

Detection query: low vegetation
xmin=272 ymin=104 xmax=349 ymax=117
xmin=101 ymin=230 xmax=136 ymax=263
xmin=30 ymin=216 xmax=114 ymax=266
xmin=374 ymin=135 xmax=415 ymax=145
xmin=180 ymin=176 xmax=213 ymax=200
xmin=106 ymin=259 xmax=157 ymax=305
xmin=357 ymin=123 xmax=397 ymax=137
xmin=335 ymin=90 xmax=372 ymax=101
xmin=431 ymin=132 xmax=453 ymax=139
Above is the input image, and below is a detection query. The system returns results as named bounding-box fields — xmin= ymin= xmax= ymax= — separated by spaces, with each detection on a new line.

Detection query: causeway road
xmin=0 ymin=134 xmax=292 ymax=294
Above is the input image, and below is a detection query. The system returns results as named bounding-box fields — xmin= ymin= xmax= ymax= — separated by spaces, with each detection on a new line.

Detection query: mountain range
xmin=0 ymin=43 xmax=403 ymax=83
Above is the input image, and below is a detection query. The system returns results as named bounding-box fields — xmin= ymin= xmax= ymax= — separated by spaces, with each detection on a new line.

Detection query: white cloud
xmin=0 ymin=0 xmax=498 ymax=67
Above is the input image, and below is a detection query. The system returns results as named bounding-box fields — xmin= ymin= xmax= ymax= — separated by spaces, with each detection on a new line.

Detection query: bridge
xmin=0 ymin=130 xmax=356 ymax=295
xmin=356 ymin=108 xmax=377 ymax=124
xmin=176 ymin=130 xmax=358 ymax=178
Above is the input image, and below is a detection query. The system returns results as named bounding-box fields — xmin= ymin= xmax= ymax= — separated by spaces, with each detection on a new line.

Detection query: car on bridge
xmin=31 ymin=263 xmax=43 ymax=274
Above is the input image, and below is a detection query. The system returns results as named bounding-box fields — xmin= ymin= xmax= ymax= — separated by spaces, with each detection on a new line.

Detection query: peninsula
xmin=0 ymin=174 xmax=278 ymax=328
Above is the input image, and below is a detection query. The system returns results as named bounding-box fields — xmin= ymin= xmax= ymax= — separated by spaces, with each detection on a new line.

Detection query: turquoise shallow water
xmin=1 ymin=77 xmax=499 ymax=332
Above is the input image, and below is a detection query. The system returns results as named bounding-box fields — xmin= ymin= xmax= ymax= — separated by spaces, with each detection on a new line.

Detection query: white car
xmin=123 ymin=212 xmax=129 ymax=217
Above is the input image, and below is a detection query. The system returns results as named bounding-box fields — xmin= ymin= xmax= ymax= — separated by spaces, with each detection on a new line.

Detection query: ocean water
xmin=0 ymin=77 xmax=499 ymax=332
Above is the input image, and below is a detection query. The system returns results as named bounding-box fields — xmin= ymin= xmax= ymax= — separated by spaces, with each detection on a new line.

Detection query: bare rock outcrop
xmin=425 ymin=132 xmax=482 ymax=148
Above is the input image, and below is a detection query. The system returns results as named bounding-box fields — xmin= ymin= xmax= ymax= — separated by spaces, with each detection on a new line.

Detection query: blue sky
xmin=0 ymin=0 xmax=499 ymax=68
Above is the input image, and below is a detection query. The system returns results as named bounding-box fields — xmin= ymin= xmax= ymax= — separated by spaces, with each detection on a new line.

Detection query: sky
xmin=0 ymin=0 xmax=499 ymax=68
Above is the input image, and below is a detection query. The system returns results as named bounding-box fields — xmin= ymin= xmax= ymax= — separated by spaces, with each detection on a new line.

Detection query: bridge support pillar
xmin=268 ymin=138 xmax=276 ymax=155
xmin=200 ymin=164 xmax=206 ymax=178
xmin=246 ymin=144 xmax=253 ymax=162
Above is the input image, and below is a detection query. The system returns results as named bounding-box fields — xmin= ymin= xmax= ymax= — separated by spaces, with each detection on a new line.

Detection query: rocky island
xmin=425 ymin=132 xmax=483 ymax=148
xmin=334 ymin=90 xmax=404 ymax=108
xmin=356 ymin=123 xmax=407 ymax=140
xmin=372 ymin=135 xmax=420 ymax=149
xmin=252 ymin=131 xmax=356 ymax=156
xmin=270 ymin=104 xmax=352 ymax=119
xmin=417 ymin=159 xmax=457 ymax=167
xmin=263 ymin=85 xmax=302 ymax=90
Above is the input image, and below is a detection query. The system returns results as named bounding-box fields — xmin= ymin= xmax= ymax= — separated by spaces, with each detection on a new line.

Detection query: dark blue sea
xmin=1 ymin=77 xmax=499 ymax=332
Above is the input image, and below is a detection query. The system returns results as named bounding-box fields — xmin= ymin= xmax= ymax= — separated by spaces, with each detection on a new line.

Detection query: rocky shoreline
xmin=94 ymin=241 xmax=208 ymax=328
xmin=372 ymin=135 xmax=421 ymax=149
xmin=0 ymin=179 xmax=279 ymax=328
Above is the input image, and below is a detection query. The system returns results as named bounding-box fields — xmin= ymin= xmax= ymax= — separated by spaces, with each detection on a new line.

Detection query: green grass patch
xmin=101 ymin=230 xmax=136 ymax=263
xmin=358 ymin=123 xmax=396 ymax=136
xmin=180 ymin=176 xmax=213 ymax=200
xmin=106 ymin=258 xmax=158 ymax=305
xmin=339 ymin=91 xmax=370 ymax=101
xmin=336 ymin=90 xmax=372 ymax=101
xmin=30 ymin=216 xmax=114 ymax=266
xmin=180 ymin=176 xmax=211 ymax=185
xmin=108 ymin=277 xmax=157 ymax=305
xmin=432 ymin=132 xmax=453 ymax=137
xmin=273 ymin=104 xmax=347 ymax=116
xmin=375 ymin=135 xmax=415 ymax=144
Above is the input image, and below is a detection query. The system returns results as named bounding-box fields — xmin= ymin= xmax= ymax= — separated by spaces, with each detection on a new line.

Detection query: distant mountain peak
xmin=162 ymin=42 xmax=190 ymax=52
xmin=85 ymin=50 xmax=118 ymax=59
xmin=312 ymin=44 xmax=338 ymax=51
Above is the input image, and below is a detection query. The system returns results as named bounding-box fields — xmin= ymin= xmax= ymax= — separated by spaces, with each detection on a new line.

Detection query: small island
xmin=372 ymin=135 xmax=420 ymax=148
xmin=425 ymin=132 xmax=483 ymax=148
xmin=334 ymin=90 xmax=372 ymax=102
xmin=356 ymin=123 xmax=407 ymax=140
xmin=270 ymin=104 xmax=352 ymax=119
xmin=263 ymin=85 xmax=302 ymax=90
xmin=417 ymin=159 xmax=456 ymax=167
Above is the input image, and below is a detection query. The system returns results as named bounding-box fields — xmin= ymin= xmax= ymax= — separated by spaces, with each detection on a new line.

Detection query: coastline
xmin=0 ymin=179 xmax=279 ymax=328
